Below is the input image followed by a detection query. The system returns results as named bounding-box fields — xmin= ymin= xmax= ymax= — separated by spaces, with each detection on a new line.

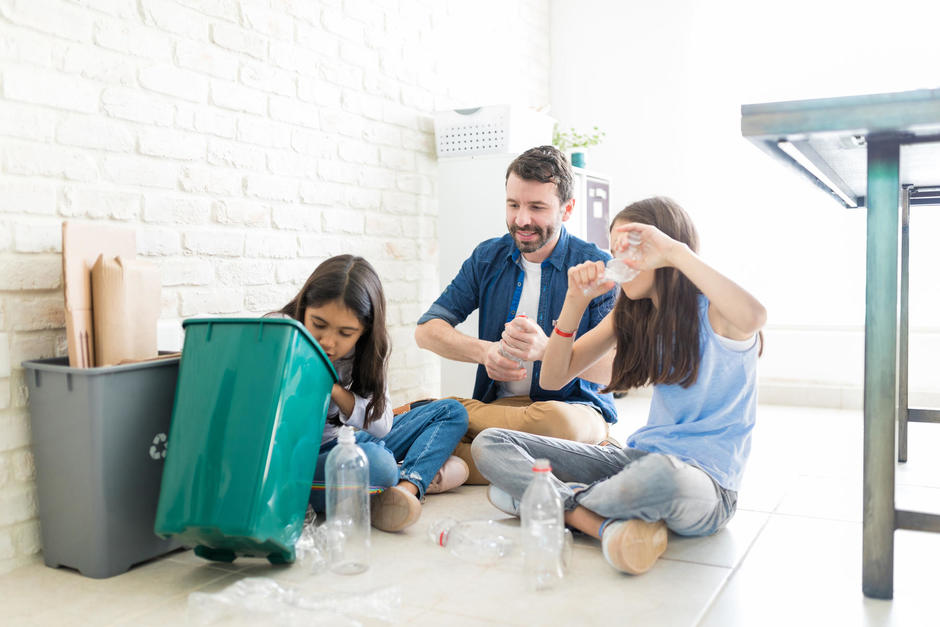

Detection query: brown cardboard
xmin=91 ymin=255 xmax=160 ymax=367
xmin=62 ymin=222 xmax=136 ymax=367
xmin=116 ymin=352 xmax=181 ymax=365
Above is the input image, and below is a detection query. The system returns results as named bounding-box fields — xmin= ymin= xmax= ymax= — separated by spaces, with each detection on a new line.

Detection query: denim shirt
xmin=417 ymin=227 xmax=619 ymax=424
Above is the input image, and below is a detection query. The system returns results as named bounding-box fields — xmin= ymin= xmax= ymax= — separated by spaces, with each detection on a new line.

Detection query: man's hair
xmin=505 ymin=145 xmax=573 ymax=205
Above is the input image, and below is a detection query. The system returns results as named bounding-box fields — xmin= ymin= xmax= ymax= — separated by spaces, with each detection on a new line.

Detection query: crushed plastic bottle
xmin=325 ymin=426 xmax=370 ymax=575
xmin=187 ymin=576 xmax=401 ymax=625
xmin=294 ymin=507 xmax=329 ymax=574
xmin=520 ymin=458 xmax=565 ymax=591
xmin=427 ymin=517 xmax=516 ymax=565
xmin=498 ymin=344 xmax=524 ymax=367
xmin=585 ymin=232 xmax=644 ymax=294
xmin=498 ymin=313 xmax=527 ymax=367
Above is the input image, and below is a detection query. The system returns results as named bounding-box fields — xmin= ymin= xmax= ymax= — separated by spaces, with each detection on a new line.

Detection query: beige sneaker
xmin=371 ymin=485 xmax=422 ymax=532
xmin=425 ymin=456 xmax=470 ymax=495
xmin=601 ymin=519 xmax=668 ymax=575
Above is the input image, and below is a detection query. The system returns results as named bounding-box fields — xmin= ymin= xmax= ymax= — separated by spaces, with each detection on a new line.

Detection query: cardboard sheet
xmin=62 ymin=222 xmax=136 ymax=367
xmin=91 ymin=255 xmax=160 ymax=367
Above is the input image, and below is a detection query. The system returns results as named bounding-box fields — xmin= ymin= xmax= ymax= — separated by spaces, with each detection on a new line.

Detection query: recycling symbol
xmin=149 ymin=432 xmax=168 ymax=460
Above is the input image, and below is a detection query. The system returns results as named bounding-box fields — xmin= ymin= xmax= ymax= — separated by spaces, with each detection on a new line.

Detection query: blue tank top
xmin=626 ymin=294 xmax=758 ymax=491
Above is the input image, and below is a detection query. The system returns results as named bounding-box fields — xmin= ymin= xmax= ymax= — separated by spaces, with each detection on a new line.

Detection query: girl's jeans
xmin=471 ymin=428 xmax=737 ymax=537
xmin=310 ymin=399 xmax=468 ymax=511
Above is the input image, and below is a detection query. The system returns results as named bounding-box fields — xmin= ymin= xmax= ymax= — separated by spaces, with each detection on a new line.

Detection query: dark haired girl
xmin=279 ymin=255 xmax=470 ymax=532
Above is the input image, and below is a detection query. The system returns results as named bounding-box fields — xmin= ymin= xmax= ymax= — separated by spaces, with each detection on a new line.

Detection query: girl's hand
xmin=566 ymin=260 xmax=614 ymax=301
xmin=330 ymin=382 xmax=356 ymax=420
xmin=611 ymin=222 xmax=681 ymax=271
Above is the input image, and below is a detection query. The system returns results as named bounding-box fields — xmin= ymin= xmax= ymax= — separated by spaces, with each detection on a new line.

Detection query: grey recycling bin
xmin=22 ymin=356 xmax=182 ymax=578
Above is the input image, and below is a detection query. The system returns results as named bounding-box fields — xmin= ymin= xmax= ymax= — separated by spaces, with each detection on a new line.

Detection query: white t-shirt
xmin=322 ymin=349 xmax=393 ymax=445
xmin=498 ymin=257 xmax=541 ymax=398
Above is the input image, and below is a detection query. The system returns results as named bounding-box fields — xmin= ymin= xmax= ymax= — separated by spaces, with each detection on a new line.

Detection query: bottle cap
xmin=532 ymin=458 xmax=552 ymax=472
xmin=428 ymin=517 xmax=457 ymax=546
xmin=338 ymin=425 xmax=355 ymax=444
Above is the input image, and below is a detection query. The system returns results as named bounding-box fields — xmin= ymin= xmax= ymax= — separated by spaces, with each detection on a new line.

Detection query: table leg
xmin=897 ymin=186 xmax=911 ymax=463
xmin=862 ymin=136 xmax=901 ymax=600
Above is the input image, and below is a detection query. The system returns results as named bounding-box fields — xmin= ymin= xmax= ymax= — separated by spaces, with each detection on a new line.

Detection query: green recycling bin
xmin=154 ymin=317 xmax=337 ymax=564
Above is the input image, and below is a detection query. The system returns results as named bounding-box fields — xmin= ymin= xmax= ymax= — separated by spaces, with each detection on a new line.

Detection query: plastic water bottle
xmin=499 ymin=313 xmax=526 ymax=367
xmin=325 ymin=426 xmax=370 ymax=575
xmin=427 ymin=517 xmax=516 ymax=565
xmin=585 ymin=232 xmax=643 ymax=294
xmin=520 ymin=458 xmax=565 ymax=591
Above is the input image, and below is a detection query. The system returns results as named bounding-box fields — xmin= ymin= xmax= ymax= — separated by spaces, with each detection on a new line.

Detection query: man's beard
xmin=509 ymin=223 xmax=555 ymax=253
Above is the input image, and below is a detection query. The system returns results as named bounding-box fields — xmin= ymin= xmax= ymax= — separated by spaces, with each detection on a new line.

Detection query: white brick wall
xmin=0 ymin=0 xmax=551 ymax=574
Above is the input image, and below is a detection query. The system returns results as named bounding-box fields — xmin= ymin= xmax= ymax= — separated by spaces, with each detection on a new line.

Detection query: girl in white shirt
xmin=277 ymin=255 xmax=469 ymax=532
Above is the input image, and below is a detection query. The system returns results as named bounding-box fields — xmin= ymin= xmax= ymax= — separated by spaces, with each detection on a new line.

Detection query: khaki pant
xmin=450 ymin=395 xmax=608 ymax=485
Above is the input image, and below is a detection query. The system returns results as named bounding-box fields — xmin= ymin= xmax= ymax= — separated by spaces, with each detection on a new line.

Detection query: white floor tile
xmin=699 ymin=514 xmax=940 ymax=627
xmin=430 ymin=550 xmax=729 ymax=626
xmin=774 ymin=473 xmax=862 ymax=522
xmin=408 ymin=608 xmax=519 ymax=626
xmin=3 ymin=402 xmax=940 ymax=626
xmin=663 ymin=509 xmax=769 ymax=569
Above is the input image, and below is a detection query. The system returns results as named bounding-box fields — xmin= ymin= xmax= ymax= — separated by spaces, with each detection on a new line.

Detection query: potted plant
xmin=552 ymin=124 xmax=606 ymax=168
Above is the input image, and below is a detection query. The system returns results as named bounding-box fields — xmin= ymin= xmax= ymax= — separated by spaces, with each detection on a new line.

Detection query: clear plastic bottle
xmin=585 ymin=232 xmax=644 ymax=294
xmin=498 ymin=313 xmax=526 ymax=367
xmin=427 ymin=517 xmax=516 ymax=565
xmin=520 ymin=458 xmax=565 ymax=591
xmin=325 ymin=426 xmax=370 ymax=575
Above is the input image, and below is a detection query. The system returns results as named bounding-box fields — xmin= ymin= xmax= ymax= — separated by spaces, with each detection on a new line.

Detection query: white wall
xmin=0 ymin=0 xmax=551 ymax=575
xmin=550 ymin=0 xmax=940 ymax=407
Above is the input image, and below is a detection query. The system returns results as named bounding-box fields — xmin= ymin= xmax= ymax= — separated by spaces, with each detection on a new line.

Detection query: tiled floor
xmin=3 ymin=395 xmax=939 ymax=626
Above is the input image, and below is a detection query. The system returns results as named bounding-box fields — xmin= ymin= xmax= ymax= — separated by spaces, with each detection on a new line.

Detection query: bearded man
xmin=414 ymin=145 xmax=619 ymax=484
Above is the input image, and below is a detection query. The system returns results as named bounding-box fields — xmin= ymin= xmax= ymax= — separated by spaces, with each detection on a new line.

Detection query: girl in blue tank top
xmin=471 ymin=196 xmax=766 ymax=575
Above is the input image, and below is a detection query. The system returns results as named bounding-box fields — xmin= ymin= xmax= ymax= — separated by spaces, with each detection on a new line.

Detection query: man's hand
xmin=484 ymin=341 xmax=527 ymax=381
xmin=499 ymin=315 xmax=549 ymax=363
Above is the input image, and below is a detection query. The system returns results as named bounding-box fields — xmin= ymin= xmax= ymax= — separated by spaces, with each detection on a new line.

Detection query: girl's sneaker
xmin=371 ymin=486 xmax=422 ymax=532
xmin=567 ymin=482 xmax=589 ymax=494
xmin=488 ymin=482 xmax=587 ymax=517
xmin=601 ymin=519 xmax=668 ymax=575
xmin=425 ymin=456 xmax=470 ymax=494
xmin=486 ymin=485 xmax=521 ymax=517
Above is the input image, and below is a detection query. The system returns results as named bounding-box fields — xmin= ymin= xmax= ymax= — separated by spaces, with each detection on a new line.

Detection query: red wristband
xmin=553 ymin=327 xmax=575 ymax=338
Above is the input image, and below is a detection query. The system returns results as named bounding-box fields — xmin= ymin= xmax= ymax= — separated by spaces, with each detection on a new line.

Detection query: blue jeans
xmin=471 ymin=428 xmax=737 ymax=537
xmin=310 ymin=399 xmax=468 ymax=511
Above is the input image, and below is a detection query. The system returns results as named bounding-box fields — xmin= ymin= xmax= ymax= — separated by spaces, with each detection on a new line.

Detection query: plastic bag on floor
xmin=187 ymin=577 xmax=402 ymax=626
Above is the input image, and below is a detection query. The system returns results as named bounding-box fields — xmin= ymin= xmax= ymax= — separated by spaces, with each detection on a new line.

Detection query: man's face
xmin=505 ymin=172 xmax=572 ymax=260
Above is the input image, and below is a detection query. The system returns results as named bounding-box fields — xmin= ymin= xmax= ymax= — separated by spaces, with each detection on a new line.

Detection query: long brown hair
xmin=605 ymin=197 xmax=703 ymax=392
xmin=279 ymin=255 xmax=390 ymax=426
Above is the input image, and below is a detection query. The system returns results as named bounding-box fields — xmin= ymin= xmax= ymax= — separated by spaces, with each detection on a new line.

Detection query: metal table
xmin=741 ymin=88 xmax=940 ymax=600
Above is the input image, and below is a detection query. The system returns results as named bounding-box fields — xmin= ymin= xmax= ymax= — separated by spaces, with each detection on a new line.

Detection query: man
xmin=415 ymin=145 xmax=618 ymax=483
